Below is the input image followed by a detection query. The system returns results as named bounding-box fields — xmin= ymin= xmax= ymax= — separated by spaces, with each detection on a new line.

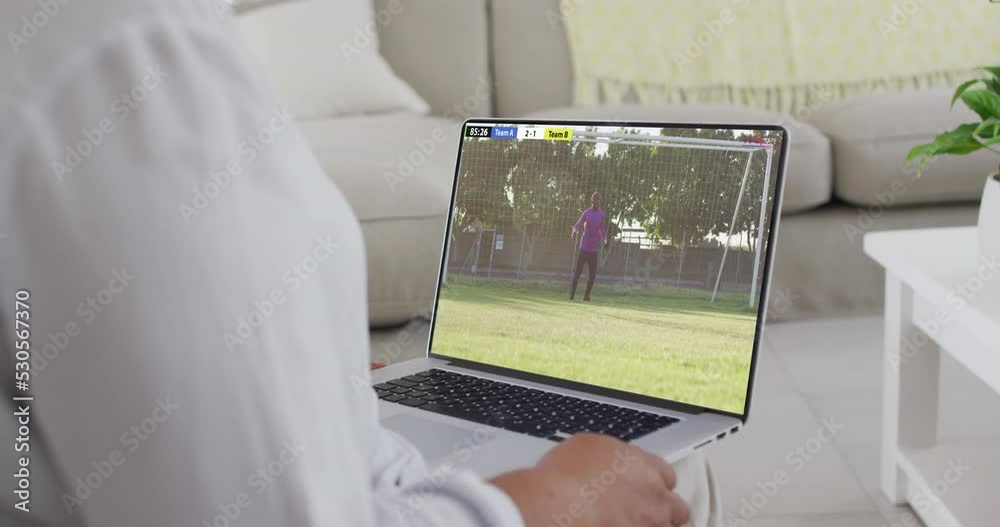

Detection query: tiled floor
xmin=370 ymin=316 xmax=1000 ymax=526
xmin=708 ymin=316 xmax=1000 ymax=526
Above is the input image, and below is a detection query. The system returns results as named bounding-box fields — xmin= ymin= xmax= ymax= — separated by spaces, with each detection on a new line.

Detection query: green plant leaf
xmin=951 ymin=79 xmax=983 ymax=107
xmin=976 ymin=117 xmax=1000 ymax=140
xmin=973 ymin=66 xmax=1000 ymax=101
xmin=906 ymin=123 xmax=985 ymax=176
xmin=978 ymin=66 xmax=1000 ymax=79
xmin=904 ymin=67 xmax=1000 ymax=178
xmin=935 ymin=124 xmax=988 ymax=154
xmin=906 ymin=143 xmax=936 ymax=161
xmin=910 ymin=123 xmax=980 ymax=152
xmin=961 ymin=89 xmax=1000 ymax=120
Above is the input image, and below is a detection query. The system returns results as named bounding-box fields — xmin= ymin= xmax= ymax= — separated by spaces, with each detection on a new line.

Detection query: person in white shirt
xmin=0 ymin=1 xmax=718 ymax=526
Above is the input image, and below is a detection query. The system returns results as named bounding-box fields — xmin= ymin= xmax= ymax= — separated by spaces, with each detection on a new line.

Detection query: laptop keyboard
xmin=375 ymin=369 xmax=678 ymax=442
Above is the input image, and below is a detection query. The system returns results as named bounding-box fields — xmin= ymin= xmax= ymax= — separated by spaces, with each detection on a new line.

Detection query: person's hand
xmin=370 ymin=361 xmax=386 ymax=370
xmin=603 ymin=240 xmax=609 ymax=249
xmin=491 ymin=433 xmax=690 ymax=527
xmin=571 ymin=229 xmax=578 ymax=238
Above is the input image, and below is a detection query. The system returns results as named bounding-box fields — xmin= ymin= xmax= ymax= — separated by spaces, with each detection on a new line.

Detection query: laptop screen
xmin=429 ymin=120 xmax=786 ymax=416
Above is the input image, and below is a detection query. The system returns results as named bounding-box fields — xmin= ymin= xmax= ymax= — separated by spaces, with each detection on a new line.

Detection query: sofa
xmin=243 ymin=0 xmax=995 ymax=327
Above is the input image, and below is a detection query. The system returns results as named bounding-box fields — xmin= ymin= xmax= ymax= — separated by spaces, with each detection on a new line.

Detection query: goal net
xmin=448 ymin=127 xmax=777 ymax=307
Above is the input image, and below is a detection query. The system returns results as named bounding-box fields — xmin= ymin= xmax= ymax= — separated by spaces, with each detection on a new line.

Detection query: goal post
xmin=711 ymin=151 xmax=754 ymax=304
xmin=749 ymin=147 xmax=774 ymax=307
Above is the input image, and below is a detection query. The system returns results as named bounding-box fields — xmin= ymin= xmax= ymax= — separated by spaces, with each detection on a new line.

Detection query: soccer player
xmin=570 ymin=191 xmax=609 ymax=301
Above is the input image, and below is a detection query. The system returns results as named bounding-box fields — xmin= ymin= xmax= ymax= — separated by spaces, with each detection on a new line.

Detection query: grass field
xmin=432 ymin=275 xmax=758 ymax=414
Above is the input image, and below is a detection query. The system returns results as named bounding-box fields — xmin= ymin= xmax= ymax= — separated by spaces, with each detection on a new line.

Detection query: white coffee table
xmin=864 ymin=227 xmax=1000 ymax=527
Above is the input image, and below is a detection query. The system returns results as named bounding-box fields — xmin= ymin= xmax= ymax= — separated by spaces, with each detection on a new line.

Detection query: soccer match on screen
xmin=431 ymin=123 xmax=783 ymax=414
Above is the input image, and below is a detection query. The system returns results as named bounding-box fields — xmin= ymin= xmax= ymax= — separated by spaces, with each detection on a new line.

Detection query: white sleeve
xmin=0 ymin=14 xmax=522 ymax=527
xmin=367 ymin=425 xmax=523 ymax=526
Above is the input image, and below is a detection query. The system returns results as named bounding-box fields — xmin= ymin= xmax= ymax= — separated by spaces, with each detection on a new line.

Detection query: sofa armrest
xmin=808 ymin=88 xmax=996 ymax=208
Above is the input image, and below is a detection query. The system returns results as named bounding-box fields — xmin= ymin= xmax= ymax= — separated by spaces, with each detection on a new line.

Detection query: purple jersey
xmin=573 ymin=208 xmax=606 ymax=253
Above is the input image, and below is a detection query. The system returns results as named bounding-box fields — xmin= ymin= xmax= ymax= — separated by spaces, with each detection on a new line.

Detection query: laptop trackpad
xmin=382 ymin=413 xmax=493 ymax=462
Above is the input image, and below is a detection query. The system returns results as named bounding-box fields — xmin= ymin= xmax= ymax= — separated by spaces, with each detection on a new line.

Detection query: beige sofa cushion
xmin=298 ymin=114 xmax=460 ymax=326
xmin=522 ymin=104 xmax=833 ymax=214
xmin=236 ymin=0 xmax=429 ymax=119
xmin=376 ymin=0 xmax=493 ymax=118
xmin=808 ymin=88 xmax=996 ymax=207
xmin=490 ymin=0 xmax=573 ymax=117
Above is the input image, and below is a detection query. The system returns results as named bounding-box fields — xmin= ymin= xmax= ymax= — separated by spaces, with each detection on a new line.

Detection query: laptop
xmin=373 ymin=118 xmax=788 ymax=475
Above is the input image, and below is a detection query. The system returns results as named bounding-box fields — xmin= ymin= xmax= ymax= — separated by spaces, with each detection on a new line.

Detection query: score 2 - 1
xmin=518 ymin=127 xmax=542 ymax=139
